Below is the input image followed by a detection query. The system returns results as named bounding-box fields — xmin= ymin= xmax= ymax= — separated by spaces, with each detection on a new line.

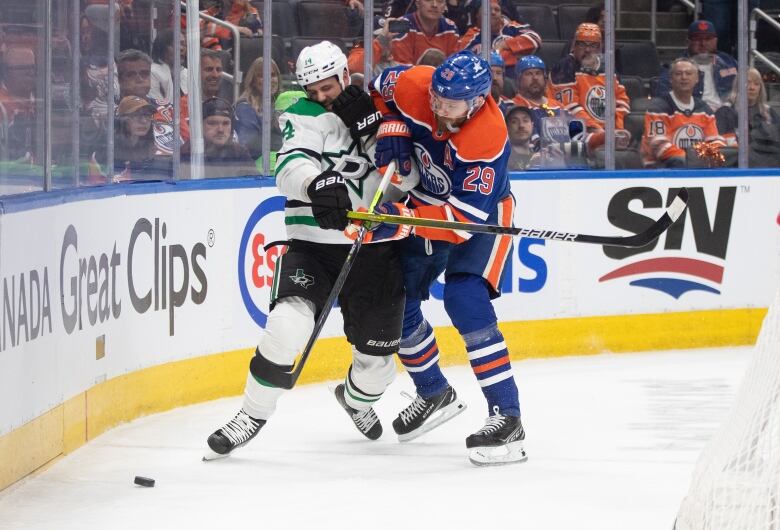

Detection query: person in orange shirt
xmin=456 ymin=0 xmax=541 ymax=78
xmin=549 ymin=23 xmax=631 ymax=150
xmin=641 ymin=57 xmax=725 ymax=168
xmin=362 ymin=0 xmax=460 ymax=67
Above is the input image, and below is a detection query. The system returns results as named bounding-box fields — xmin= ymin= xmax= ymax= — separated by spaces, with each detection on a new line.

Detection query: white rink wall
xmin=0 ymin=171 xmax=777 ymax=486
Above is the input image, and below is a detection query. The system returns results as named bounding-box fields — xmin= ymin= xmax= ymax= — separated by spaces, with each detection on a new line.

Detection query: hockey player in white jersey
xmin=205 ymin=41 xmax=410 ymax=459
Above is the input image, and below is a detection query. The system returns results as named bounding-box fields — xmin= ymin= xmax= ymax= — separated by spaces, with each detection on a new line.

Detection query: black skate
xmin=392 ymin=386 xmax=467 ymax=442
xmin=334 ymin=384 xmax=382 ymax=440
xmin=466 ymin=406 xmax=527 ymax=466
xmin=203 ymin=409 xmax=265 ymax=461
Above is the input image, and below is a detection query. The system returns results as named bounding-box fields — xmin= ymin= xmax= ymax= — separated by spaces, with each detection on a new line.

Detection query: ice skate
xmin=334 ymin=384 xmax=383 ymax=440
xmin=392 ymin=386 xmax=467 ymax=442
xmin=203 ymin=409 xmax=265 ymax=461
xmin=466 ymin=406 xmax=527 ymax=466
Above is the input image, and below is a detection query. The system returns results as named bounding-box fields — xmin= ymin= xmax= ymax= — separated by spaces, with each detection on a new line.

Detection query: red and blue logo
xmin=237 ymin=195 xmax=286 ymax=328
xmin=598 ymin=186 xmax=735 ymax=299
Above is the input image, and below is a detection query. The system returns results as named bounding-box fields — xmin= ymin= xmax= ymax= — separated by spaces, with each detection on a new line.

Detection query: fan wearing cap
xmin=653 ymin=20 xmax=737 ymax=112
xmin=456 ymin=0 xmax=541 ymax=79
xmin=549 ymin=22 xmax=631 ymax=152
xmin=181 ymin=97 xmax=256 ymax=179
xmin=113 ymin=95 xmax=172 ymax=181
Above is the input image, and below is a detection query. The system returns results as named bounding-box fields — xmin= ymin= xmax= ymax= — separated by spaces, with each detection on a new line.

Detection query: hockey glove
xmin=307 ymin=170 xmax=353 ymax=230
xmin=331 ymin=85 xmax=382 ymax=144
xmin=344 ymin=202 xmax=414 ymax=243
xmin=375 ymin=115 xmax=413 ymax=184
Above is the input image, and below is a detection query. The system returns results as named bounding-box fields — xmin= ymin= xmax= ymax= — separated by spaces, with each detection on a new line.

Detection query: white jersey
xmin=275 ymin=98 xmax=405 ymax=244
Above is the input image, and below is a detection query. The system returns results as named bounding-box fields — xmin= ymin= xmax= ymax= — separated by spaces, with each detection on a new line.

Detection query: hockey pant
xmin=242 ymin=296 xmax=396 ymax=420
xmin=399 ymin=274 xmax=521 ymax=417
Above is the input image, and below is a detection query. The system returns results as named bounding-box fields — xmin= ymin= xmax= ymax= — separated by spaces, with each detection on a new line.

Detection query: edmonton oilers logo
xmin=672 ymin=124 xmax=705 ymax=149
xmin=585 ymin=85 xmax=606 ymax=120
xmin=414 ymin=144 xmax=451 ymax=196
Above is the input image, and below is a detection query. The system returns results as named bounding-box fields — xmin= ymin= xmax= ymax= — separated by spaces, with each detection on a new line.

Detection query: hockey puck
xmin=133 ymin=476 xmax=155 ymax=487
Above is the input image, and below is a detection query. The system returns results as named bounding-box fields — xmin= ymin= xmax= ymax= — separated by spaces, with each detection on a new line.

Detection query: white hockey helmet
xmin=295 ymin=41 xmax=349 ymax=89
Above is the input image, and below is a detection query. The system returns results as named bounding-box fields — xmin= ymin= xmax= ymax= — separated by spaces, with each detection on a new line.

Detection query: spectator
xmin=0 ymin=46 xmax=38 ymax=162
xmin=511 ymin=55 xmax=582 ymax=164
xmin=200 ymin=48 xmax=225 ymax=101
xmin=383 ymin=0 xmax=515 ymax=35
xmin=416 ymin=47 xmax=446 ymax=67
xmin=506 ymin=105 xmax=534 ymax=169
xmin=234 ymin=57 xmax=281 ymax=160
xmin=113 ymin=95 xmax=172 ymax=181
xmin=117 ymin=49 xmax=180 ymax=156
xmin=182 ymin=97 xmax=257 ymax=179
xmin=549 ymin=23 xmax=631 ymax=151
xmin=489 ymin=51 xmax=512 ymax=112
xmin=457 ymin=0 xmax=541 ymax=78
xmin=347 ymin=29 xmax=401 ymax=77
xmin=716 ymin=67 xmax=780 ymax=167
xmin=702 ymin=0 xmax=759 ymax=55
xmin=512 ymin=55 xmax=561 ymax=112
xmin=653 ymin=20 xmax=737 ymax=112
xmin=199 ymin=0 xmax=262 ymax=50
xmin=641 ymin=58 xmax=725 ymax=168
xmin=372 ymin=0 xmax=461 ymax=66
xmin=149 ymin=30 xmax=183 ymax=104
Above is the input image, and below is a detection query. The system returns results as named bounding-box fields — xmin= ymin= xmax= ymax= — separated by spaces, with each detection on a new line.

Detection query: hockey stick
xmin=250 ymin=162 xmax=397 ymax=390
xmin=346 ymin=187 xmax=689 ymax=248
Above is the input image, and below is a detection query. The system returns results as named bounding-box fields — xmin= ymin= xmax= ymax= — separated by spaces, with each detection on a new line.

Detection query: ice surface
xmin=0 ymin=347 xmax=750 ymax=530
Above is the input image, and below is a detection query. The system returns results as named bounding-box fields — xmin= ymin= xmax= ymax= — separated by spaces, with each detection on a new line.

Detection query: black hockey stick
xmin=347 ymin=187 xmax=689 ymax=248
xmin=250 ymin=162 xmax=396 ymax=390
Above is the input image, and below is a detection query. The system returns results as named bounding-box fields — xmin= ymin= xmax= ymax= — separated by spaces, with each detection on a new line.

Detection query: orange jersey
xmin=511 ymin=93 xmax=561 ymax=112
xmin=640 ymin=93 xmax=725 ymax=167
xmin=548 ymin=57 xmax=630 ymax=130
xmin=381 ymin=13 xmax=461 ymax=65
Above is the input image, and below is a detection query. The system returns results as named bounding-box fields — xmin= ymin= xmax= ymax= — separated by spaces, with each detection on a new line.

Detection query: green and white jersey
xmin=275 ymin=98 xmax=403 ymax=244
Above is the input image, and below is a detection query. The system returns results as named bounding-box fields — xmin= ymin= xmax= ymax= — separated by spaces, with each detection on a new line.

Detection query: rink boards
xmin=0 ymin=170 xmax=778 ymax=489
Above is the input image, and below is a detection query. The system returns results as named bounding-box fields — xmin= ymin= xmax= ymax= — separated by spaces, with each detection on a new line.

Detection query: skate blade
xmin=202 ymin=448 xmax=230 ymax=462
xmin=468 ymin=440 xmax=527 ymax=467
xmin=397 ymin=399 xmax=467 ymax=442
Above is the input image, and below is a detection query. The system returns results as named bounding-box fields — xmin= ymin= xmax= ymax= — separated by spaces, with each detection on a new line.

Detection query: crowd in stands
xmin=1 ymin=0 xmax=780 ymax=186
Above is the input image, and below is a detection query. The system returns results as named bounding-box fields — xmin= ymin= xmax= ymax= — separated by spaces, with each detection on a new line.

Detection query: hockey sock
xmin=445 ymin=274 xmax=520 ymax=417
xmin=344 ymin=348 xmax=395 ymax=411
xmin=463 ymin=325 xmax=520 ymax=417
xmin=397 ymin=319 xmax=449 ymax=399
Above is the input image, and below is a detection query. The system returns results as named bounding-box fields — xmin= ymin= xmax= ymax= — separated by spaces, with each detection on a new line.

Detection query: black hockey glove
xmin=307 ymin=170 xmax=353 ymax=230
xmin=331 ymin=85 xmax=382 ymax=144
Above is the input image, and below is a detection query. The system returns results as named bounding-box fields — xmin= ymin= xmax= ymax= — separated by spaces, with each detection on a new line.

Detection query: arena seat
xmin=557 ymin=4 xmax=591 ymax=41
xmin=239 ymin=35 xmax=289 ymax=76
xmin=250 ymin=2 xmax=300 ymax=38
xmin=296 ymin=2 xmax=360 ymax=38
xmin=616 ymin=41 xmax=661 ymax=79
xmin=513 ymin=4 xmax=559 ymax=40
xmin=620 ymin=75 xmax=646 ymax=102
xmin=535 ymin=40 xmax=568 ymax=71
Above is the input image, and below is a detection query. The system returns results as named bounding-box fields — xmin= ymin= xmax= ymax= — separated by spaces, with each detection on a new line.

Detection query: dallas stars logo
xmin=289 ymin=269 xmax=314 ymax=289
xmin=322 ymin=139 xmax=373 ymax=197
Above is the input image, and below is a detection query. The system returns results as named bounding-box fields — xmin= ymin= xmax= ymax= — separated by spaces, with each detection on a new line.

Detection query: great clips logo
xmin=599 ymin=187 xmax=736 ymax=298
xmin=238 ymin=196 xmax=286 ymax=328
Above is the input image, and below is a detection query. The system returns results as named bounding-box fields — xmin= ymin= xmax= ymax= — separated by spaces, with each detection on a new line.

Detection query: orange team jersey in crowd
xmin=456 ymin=19 xmax=541 ymax=69
xmin=510 ymin=93 xmax=561 ymax=111
xmin=640 ymin=92 xmax=725 ymax=166
xmin=549 ymin=72 xmax=630 ymax=130
xmin=375 ymin=13 xmax=461 ymax=65
xmin=372 ymin=65 xmax=512 ymax=251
